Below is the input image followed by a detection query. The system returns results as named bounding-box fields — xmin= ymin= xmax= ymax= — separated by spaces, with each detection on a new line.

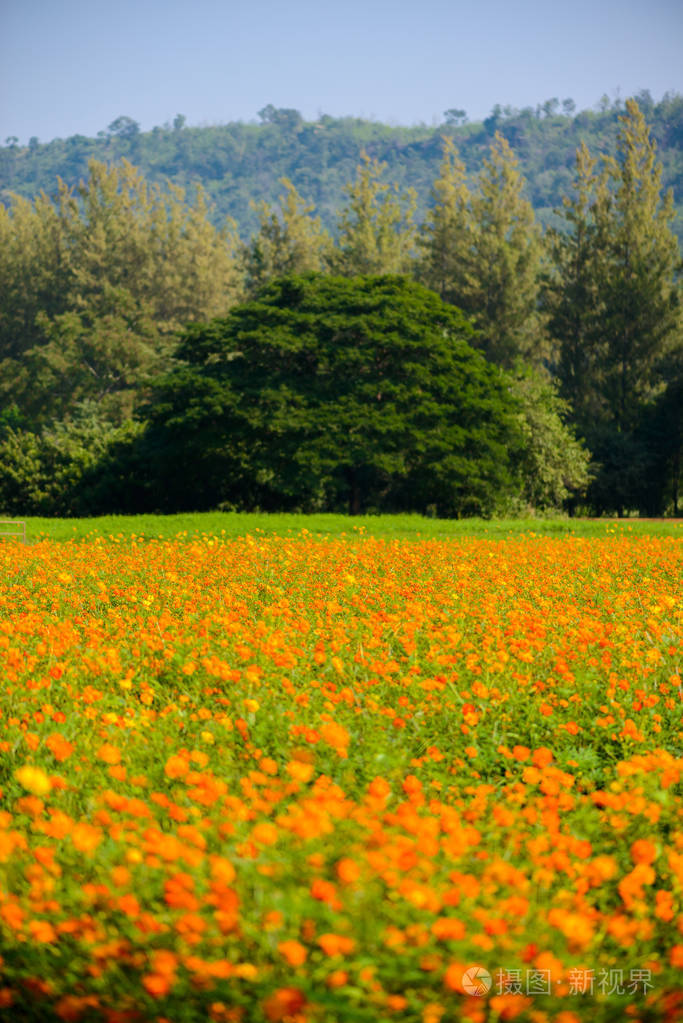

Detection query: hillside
xmin=2 ymin=91 xmax=682 ymax=243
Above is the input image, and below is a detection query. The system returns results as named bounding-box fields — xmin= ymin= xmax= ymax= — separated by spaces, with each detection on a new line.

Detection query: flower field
xmin=0 ymin=531 xmax=681 ymax=1022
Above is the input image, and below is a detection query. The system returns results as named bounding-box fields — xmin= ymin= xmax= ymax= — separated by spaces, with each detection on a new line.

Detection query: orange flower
xmin=631 ymin=838 xmax=657 ymax=865
xmin=318 ymin=933 xmax=355 ymax=957
xmin=367 ymin=777 xmax=391 ymax=800
xmin=431 ymin=918 xmax=466 ymax=941
xmin=488 ymin=994 xmax=532 ymax=1020
xmin=164 ymin=755 xmax=189 ymax=780
xmin=442 ymin=962 xmax=470 ymax=993
xmin=618 ymin=863 xmax=656 ymax=905
xmin=46 ymin=733 xmax=74 ymax=762
xmin=320 ymin=721 xmax=350 ymax=754
xmin=4 ymin=531 xmax=683 ymax=1015
xmin=1 ymin=902 xmax=23 ymax=930
xmin=142 ymin=973 xmax=173 ymax=998
xmin=96 ymin=744 xmax=121 ymax=765
xmin=326 ymin=970 xmax=348 ymax=989
xmin=277 ymin=940 xmax=307 ymax=967
xmin=387 ymin=995 xmax=408 ymax=1011
xmin=151 ymin=949 xmax=178 ymax=976
xmin=534 ymin=951 xmax=564 ymax=982
xmin=210 ymin=856 xmax=236 ymax=885
xmin=164 ymin=874 xmax=199 ymax=911
xmin=310 ymin=879 xmax=340 ymax=907
xmin=336 ymin=857 xmax=360 ymax=883
xmin=263 ymin=988 xmax=306 ymax=1022
xmin=28 ymin=919 xmax=57 ymax=943
xmin=655 ymin=890 xmax=674 ymax=922
xmin=286 ymin=761 xmax=314 ymax=783
xmin=117 ymin=894 xmax=140 ymax=917
xmin=111 ymin=866 xmax=131 ymax=887
xmin=532 ymin=747 xmax=553 ymax=768
xmin=251 ymin=822 xmax=278 ymax=846
xmin=547 ymin=908 xmax=594 ymax=949
xmin=422 ymin=1004 xmax=445 ymax=1023
xmin=71 ymin=822 xmax=102 ymax=855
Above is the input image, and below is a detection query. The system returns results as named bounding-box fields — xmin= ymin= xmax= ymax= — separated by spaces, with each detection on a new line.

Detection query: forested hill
xmin=2 ymin=92 xmax=682 ymax=243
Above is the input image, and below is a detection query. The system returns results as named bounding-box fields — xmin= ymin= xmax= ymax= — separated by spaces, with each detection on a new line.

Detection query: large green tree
xmin=0 ymin=402 xmax=144 ymax=517
xmin=141 ymin=274 xmax=523 ymax=516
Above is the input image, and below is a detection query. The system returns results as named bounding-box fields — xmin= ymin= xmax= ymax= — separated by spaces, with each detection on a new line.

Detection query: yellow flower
xmin=15 ymin=766 xmax=52 ymax=797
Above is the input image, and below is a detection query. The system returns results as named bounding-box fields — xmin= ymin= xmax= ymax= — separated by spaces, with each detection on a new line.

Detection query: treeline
xmin=0 ymin=99 xmax=681 ymax=517
xmin=2 ymin=91 xmax=682 ymax=246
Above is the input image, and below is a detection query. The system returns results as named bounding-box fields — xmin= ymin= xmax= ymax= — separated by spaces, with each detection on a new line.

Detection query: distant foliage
xmin=2 ymin=94 xmax=681 ymax=245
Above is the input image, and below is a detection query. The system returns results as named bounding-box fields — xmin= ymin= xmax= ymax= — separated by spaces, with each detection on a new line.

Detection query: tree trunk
xmin=673 ymin=446 xmax=680 ymax=516
xmin=347 ymin=470 xmax=361 ymax=516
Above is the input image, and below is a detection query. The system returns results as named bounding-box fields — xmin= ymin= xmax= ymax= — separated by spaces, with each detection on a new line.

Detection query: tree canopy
xmin=142 ymin=274 xmax=523 ymax=516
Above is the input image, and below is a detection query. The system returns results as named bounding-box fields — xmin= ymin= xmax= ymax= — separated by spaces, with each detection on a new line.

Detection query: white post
xmin=0 ymin=520 xmax=27 ymax=544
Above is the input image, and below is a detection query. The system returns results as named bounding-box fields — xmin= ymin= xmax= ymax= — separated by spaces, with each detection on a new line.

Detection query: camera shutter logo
xmin=462 ymin=965 xmax=492 ymax=996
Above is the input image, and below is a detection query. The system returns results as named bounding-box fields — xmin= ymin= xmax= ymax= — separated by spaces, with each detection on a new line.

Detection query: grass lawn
xmin=7 ymin=511 xmax=683 ymax=542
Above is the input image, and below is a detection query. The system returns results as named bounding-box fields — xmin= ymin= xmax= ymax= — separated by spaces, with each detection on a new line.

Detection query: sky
xmin=1 ymin=0 xmax=682 ymax=145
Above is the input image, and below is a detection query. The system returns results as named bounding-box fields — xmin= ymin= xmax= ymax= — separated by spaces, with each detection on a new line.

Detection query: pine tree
xmin=544 ymin=143 xmax=611 ymax=430
xmin=417 ymin=137 xmax=474 ymax=305
xmin=598 ymin=99 xmax=681 ymax=432
xmin=0 ymin=159 xmax=244 ymax=427
xmin=420 ymin=133 xmax=545 ymax=370
xmin=242 ymin=178 xmax=331 ymax=295
xmin=546 ymin=100 xmax=682 ymax=514
xmin=0 ymin=183 xmax=74 ymax=363
xmin=465 ymin=132 xmax=546 ymax=369
xmin=67 ymin=160 xmax=243 ymax=335
xmin=329 ymin=153 xmax=417 ymax=277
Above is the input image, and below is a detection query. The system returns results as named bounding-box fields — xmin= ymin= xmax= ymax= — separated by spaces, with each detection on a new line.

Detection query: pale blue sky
xmin=1 ymin=0 xmax=682 ymax=144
